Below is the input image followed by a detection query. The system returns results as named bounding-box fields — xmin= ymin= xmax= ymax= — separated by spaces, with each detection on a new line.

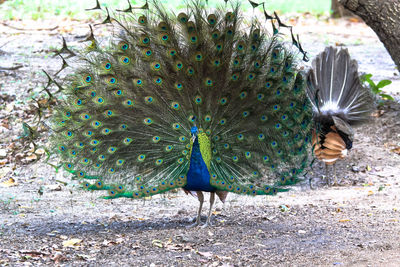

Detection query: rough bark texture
xmin=331 ymin=0 xmax=354 ymax=17
xmin=339 ymin=0 xmax=400 ymax=70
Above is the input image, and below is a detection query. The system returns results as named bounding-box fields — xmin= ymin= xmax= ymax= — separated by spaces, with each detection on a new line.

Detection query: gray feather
xmin=332 ymin=116 xmax=353 ymax=140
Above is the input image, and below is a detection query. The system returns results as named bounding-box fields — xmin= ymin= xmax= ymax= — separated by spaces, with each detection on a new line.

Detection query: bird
xmin=49 ymin=0 xmax=312 ymax=227
xmin=306 ymin=46 xmax=373 ymax=185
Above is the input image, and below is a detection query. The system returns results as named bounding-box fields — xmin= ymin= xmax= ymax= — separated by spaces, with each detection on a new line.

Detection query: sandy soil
xmin=1 ymin=13 xmax=400 ymax=266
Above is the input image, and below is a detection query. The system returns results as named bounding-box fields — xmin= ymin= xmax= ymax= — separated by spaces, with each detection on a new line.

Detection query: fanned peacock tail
xmin=306 ymin=46 xmax=374 ymax=127
xmin=50 ymin=0 xmax=312 ymax=199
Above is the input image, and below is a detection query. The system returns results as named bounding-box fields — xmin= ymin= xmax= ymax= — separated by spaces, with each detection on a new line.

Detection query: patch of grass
xmin=0 ymin=194 xmax=17 ymax=212
xmin=0 ymin=0 xmax=131 ymax=20
xmin=263 ymin=0 xmax=330 ymax=14
xmin=0 ymin=0 xmax=331 ymax=21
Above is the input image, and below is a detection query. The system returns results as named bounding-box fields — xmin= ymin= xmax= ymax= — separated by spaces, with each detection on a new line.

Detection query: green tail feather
xmin=50 ymin=0 xmax=312 ymax=199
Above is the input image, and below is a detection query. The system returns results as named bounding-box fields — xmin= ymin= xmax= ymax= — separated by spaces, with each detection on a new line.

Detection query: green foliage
xmin=263 ymin=0 xmax=330 ymax=14
xmin=0 ymin=0 xmax=130 ymax=20
xmin=0 ymin=0 xmax=331 ymax=20
xmin=360 ymin=74 xmax=394 ymax=101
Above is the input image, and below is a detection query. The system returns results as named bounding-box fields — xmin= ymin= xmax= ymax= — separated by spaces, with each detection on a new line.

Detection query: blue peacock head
xmin=191 ymin=126 xmax=198 ymax=136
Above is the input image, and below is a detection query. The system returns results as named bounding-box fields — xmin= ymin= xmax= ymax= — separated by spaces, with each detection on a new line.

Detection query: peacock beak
xmin=191 ymin=126 xmax=198 ymax=142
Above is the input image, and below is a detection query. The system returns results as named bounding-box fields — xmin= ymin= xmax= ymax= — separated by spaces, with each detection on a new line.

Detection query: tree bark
xmin=331 ymin=0 xmax=354 ymax=18
xmin=339 ymin=0 xmax=400 ymax=70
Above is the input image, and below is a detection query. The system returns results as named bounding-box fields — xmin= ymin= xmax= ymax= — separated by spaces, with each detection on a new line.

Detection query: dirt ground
xmin=1 ymin=13 xmax=400 ymax=266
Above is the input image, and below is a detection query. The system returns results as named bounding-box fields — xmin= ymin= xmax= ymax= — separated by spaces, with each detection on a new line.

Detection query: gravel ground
xmin=1 ymin=12 xmax=400 ymax=266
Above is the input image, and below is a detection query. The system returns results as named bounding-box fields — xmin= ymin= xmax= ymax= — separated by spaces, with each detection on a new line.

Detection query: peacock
xmin=49 ymin=0 xmax=312 ymax=227
xmin=306 ymin=46 xmax=373 ymax=185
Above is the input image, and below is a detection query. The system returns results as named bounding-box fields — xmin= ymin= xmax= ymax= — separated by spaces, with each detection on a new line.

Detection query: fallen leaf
xmin=19 ymin=206 xmax=33 ymax=209
xmin=152 ymin=239 xmax=163 ymax=248
xmin=20 ymin=250 xmax=48 ymax=257
xmin=62 ymin=238 xmax=82 ymax=247
xmin=25 ymin=154 xmax=38 ymax=161
xmin=348 ymin=17 xmax=361 ymax=23
xmin=0 ymin=178 xmax=17 ymax=187
xmin=391 ymin=147 xmax=400 ymax=155
xmin=76 ymin=254 xmax=92 ymax=261
xmin=215 ymin=255 xmax=232 ymax=261
xmin=35 ymin=148 xmax=46 ymax=155
xmin=165 ymin=242 xmax=192 ymax=251
xmin=115 ymin=237 xmax=124 ymax=244
xmin=339 ymin=219 xmax=350 ymax=222
xmin=372 ymin=110 xmax=384 ymax=117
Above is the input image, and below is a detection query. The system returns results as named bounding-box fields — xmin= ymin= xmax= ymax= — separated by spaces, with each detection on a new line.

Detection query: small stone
xmin=0 ymin=149 xmax=7 ymax=158
xmin=280 ymin=205 xmax=289 ymax=212
xmin=176 ymin=235 xmax=195 ymax=243
xmin=352 ymin=166 xmax=360 ymax=172
xmin=298 ymin=230 xmax=307 ymax=234
xmin=46 ymin=184 xmax=62 ymax=191
xmin=5 ymin=103 xmax=14 ymax=112
xmin=264 ymin=216 xmax=276 ymax=221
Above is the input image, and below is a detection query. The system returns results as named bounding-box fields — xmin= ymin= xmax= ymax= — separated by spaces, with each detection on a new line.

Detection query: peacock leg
xmin=332 ymin=163 xmax=338 ymax=185
xmin=324 ymin=163 xmax=330 ymax=185
xmin=202 ymin=192 xmax=215 ymax=228
xmin=187 ymin=191 xmax=204 ymax=228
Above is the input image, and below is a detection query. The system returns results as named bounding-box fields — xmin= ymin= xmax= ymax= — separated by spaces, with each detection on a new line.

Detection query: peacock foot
xmin=332 ymin=176 xmax=339 ymax=186
xmin=200 ymin=221 xmax=213 ymax=228
xmin=325 ymin=176 xmax=339 ymax=186
xmin=309 ymin=175 xmax=339 ymax=189
xmin=186 ymin=219 xmax=201 ymax=228
xmin=186 ymin=223 xmax=200 ymax=228
xmin=200 ymin=217 xmax=213 ymax=228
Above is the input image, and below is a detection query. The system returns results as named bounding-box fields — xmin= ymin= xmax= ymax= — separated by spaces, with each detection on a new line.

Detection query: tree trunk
xmin=339 ymin=0 xmax=400 ymax=70
xmin=331 ymin=0 xmax=354 ymax=17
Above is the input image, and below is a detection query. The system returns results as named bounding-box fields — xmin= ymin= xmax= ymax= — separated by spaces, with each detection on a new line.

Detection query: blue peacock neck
xmin=183 ymin=127 xmax=216 ymax=192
